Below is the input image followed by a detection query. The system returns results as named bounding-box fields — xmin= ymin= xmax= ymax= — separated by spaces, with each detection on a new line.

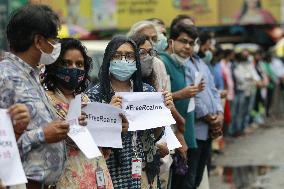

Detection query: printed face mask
xmin=109 ymin=59 xmax=137 ymax=81
xmin=55 ymin=67 xmax=85 ymax=91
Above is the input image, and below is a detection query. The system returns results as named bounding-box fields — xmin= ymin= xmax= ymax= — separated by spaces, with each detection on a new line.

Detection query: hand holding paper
xmin=116 ymin=92 xmax=176 ymax=131
xmin=67 ymin=95 xmax=102 ymax=159
xmin=187 ymin=72 xmax=203 ymax=112
xmin=0 ymin=109 xmax=27 ymax=186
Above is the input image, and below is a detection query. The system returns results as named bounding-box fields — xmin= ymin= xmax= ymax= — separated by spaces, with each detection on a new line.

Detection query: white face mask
xmin=193 ymin=38 xmax=200 ymax=53
xmin=39 ymin=42 xmax=61 ymax=65
xmin=171 ymin=40 xmax=189 ymax=65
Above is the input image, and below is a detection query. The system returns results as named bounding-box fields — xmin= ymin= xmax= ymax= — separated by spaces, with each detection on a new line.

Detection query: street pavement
xmin=209 ymin=121 xmax=284 ymax=189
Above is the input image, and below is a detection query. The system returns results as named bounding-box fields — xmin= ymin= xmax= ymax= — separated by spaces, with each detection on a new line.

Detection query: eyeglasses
xmin=176 ymin=39 xmax=195 ymax=47
xmin=146 ymin=36 xmax=158 ymax=43
xmin=112 ymin=51 xmax=136 ymax=63
xmin=139 ymin=48 xmax=157 ymax=58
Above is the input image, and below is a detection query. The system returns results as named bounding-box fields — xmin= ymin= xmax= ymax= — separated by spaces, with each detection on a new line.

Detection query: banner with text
xmin=116 ymin=92 xmax=175 ymax=131
xmin=83 ymin=102 xmax=123 ymax=148
xmin=67 ymin=95 xmax=102 ymax=159
xmin=0 ymin=109 xmax=27 ymax=186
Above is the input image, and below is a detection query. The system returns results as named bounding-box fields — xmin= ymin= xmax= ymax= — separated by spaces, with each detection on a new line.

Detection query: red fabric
xmin=224 ymin=100 xmax=231 ymax=125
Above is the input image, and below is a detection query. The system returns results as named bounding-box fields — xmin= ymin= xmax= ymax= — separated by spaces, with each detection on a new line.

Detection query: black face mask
xmin=55 ymin=67 xmax=85 ymax=91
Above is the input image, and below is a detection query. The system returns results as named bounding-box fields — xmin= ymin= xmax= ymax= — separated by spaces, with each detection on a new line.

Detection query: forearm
xmin=172 ymin=90 xmax=183 ymax=100
xmin=171 ymin=107 xmax=185 ymax=133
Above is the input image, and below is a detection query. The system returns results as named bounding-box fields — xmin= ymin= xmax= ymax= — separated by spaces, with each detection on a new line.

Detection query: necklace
xmin=54 ymin=88 xmax=74 ymax=104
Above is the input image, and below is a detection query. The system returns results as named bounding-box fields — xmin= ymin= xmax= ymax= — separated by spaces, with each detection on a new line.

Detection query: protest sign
xmin=83 ymin=102 xmax=123 ymax=148
xmin=187 ymin=72 xmax=203 ymax=112
xmin=67 ymin=95 xmax=101 ymax=159
xmin=0 ymin=109 xmax=27 ymax=186
xmin=116 ymin=92 xmax=175 ymax=131
xmin=164 ymin=126 xmax=182 ymax=150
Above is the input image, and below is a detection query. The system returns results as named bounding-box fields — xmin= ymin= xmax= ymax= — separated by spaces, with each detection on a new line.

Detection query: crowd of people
xmin=1 ymin=3 xmax=284 ymax=189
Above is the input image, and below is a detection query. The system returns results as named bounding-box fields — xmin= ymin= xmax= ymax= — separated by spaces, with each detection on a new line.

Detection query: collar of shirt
xmin=5 ymin=52 xmax=40 ymax=77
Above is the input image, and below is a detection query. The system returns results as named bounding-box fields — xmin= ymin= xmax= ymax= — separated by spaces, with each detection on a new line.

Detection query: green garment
xmin=159 ymin=52 xmax=197 ymax=148
xmin=260 ymin=61 xmax=278 ymax=89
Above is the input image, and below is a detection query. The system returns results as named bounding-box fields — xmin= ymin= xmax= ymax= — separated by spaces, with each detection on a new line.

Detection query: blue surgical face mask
xmin=154 ymin=33 xmax=168 ymax=52
xmin=109 ymin=59 xmax=137 ymax=81
xmin=202 ymin=50 xmax=213 ymax=65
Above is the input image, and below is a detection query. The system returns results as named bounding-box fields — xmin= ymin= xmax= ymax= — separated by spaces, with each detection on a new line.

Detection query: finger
xmin=81 ymin=102 xmax=88 ymax=108
xmin=8 ymin=106 xmax=26 ymax=117
xmin=59 ymin=122 xmax=70 ymax=129
xmin=12 ymin=112 xmax=30 ymax=122
xmin=79 ymin=120 xmax=88 ymax=126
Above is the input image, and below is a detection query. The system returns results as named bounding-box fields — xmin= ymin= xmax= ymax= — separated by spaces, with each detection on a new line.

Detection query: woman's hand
xmin=8 ymin=104 xmax=30 ymax=139
xmin=120 ymin=113 xmax=129 ymax=134
xmin=101 ymin=148 xmax=112 ymax=160
xmin=163 ymin=91 xmax=174 ymax=110
xmin=78 ymin=111 xmax=87 ymax=126
xmin=157 ymin=142 xmax=169 ymax=158
xmin=110 ymin=96 xmax=122 ymax=108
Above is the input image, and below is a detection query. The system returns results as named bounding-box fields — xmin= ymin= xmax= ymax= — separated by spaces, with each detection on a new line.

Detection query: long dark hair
xmin=239 ymin=0 xmax=261 ymax=21
xmin=130 ymin=33 xmax=157 ymax=90
xmin=99 ymin=35 xmax=143 ymax=102
xmin=42 ymin=38 xmax=92 ymax=94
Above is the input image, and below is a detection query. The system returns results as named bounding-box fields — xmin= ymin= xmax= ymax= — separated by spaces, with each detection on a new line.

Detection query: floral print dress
xmin=46 ymin=90 xmax=113 ymax=189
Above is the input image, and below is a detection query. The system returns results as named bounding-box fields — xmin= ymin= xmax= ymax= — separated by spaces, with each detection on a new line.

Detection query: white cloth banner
xmin=116 ymin=92 xmax=176 ymax=131
xmin=187 ymin=72 xmax=203 ymax=112
xmin=83 ymin=102 xmax=123 ymax=148
xmin=0 ymin=109 xmax=27 ymax=186
xmin=164 ymin=126 xmax=182 ymax=150
xmin=67 ymin=95 xmax=102 ymax=159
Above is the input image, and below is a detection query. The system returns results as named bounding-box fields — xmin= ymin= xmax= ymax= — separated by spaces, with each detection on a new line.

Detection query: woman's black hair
xmin=238 ymin=0 xmax=261 ymax=22
xmin=42 ymin=38 xmax=92 ymax=94
xmin=99 ymin=35 xmax=143 ymax=102
xmin=130 ymin=33 xmax=158 ymax=90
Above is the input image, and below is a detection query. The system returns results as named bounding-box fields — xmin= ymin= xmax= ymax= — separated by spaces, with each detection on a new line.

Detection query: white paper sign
xmin=164 ymin=126 xmax=182 ymax=150
xmin=0 ymin=109 xmax=27 ymax=186
xmin=83 ymin=102 xmax=123 ymax=148
xmin=116 ymin=92 xmax=176 ymax=131
xmin=67 ymin=95 xmax=102 ymax=159
xmin=187 ymin=72 xmax=203 ymax=112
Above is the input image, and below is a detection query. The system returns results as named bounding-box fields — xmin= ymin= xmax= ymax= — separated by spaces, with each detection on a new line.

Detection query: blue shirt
xmin=213 ymin=62 xmax=225 ymax=90
xmin=0 ymin=53 xmax=65 ymax=184
xmin=185 ymin=56 xmax=223 ymax=140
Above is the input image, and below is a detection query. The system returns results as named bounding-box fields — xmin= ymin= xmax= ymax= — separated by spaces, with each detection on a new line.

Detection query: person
xmin=170 ymin=14 xmax=195 ymax=29
xmin=86 ymin=35 xmax=174 ymax=189
xmin=41 ymin=38 xmax=113 ymax=189
xmin=182 ymin=24 xmax=224 ymax=189
xmin=232 ymin=50 xmax=260 ymax=136
xmin=159 ymin=23 xmax=205 ymax=189
xmin=197 ymin=31 xmax=214 ymax=73
xmin=130 ymin=33 xmax=188 ymax=189
xmin=0 ymin=5 xmax=74 ymax=189
xmin=0 ymin=104 xmax=30 ymax=189
xmin=236 ymin=0 xmax=276 ymax=24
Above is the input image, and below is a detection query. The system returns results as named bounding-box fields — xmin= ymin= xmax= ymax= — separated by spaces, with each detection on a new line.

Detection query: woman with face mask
xmin=86 ymin=35 xmax=174 ymax=189
xmin=42 ymin=38 xmax=113 ymax=189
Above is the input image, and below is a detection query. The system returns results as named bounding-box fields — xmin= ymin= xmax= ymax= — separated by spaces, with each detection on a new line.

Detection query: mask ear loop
xmin=171 ymin=40 xmax=176 ymax=54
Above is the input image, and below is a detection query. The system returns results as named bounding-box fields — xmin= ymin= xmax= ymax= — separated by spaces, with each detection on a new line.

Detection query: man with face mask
xmin=0 ymin=5 xmax=70 ymax=189
xmin=175 ymin=23 xmax=223 ymax=189
xmin=159 ymin=23 xmax=206 ymax=189
xmin=197 ymin=31 xmax=214 ymax=74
